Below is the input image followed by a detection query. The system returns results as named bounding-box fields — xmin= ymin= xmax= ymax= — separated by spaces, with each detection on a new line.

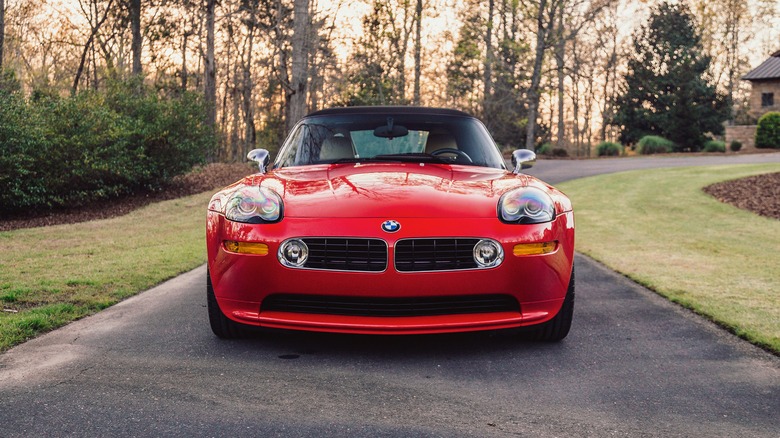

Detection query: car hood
xmin=244 ymin=163 xmax=567 ymax=219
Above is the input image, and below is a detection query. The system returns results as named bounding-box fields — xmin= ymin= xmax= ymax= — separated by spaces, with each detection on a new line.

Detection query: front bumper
xmin=206 ymin=212 xmax=574 ymax=334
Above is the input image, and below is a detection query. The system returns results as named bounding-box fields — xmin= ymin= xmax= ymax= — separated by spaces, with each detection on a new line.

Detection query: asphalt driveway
xmin=523 ymin=150 xmax=780 ymax=184
xmin=1 ymin=153 xmax=778 ymax=437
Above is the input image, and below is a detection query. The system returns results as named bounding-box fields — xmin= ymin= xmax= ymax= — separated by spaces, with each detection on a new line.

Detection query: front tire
xmin=207 ymin=268 xmax=244 ymax=339
xmin=527 ymin=268 xmax=575 ymax=342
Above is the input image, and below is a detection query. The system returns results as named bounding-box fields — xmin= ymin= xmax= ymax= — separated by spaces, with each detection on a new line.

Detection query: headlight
xmin=499 ymin=187 xmax=555 ymax=224
xmin=212 ymin=184 xmax=282 ymax=223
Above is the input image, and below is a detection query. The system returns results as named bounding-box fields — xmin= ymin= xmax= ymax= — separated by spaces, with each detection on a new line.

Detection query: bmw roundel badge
xmin=381 ymin=220 xmax=401 ymax=233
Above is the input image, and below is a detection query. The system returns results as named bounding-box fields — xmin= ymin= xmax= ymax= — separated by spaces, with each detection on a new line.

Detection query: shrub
xmin=637 ymin=135 xmax=674 ymax=155
xmin=729 ymin=140 xmax=742 ymax=152
xmin=0 ymin=90 xmax=49 ymax=211
xmin=703 ymin=140 xmax=726 ymax=153
xmin=756 ymin=112 xmax=780 ymax=149
xmin=535 ymin=142 xmax=552 ymax=155
xmin=551 ymin=148 xmax=568 ymax=157
xmin=0 ymin=80 xmax=216 ymax=213
xmin=596 ymin=141 xmax=623 ymax=157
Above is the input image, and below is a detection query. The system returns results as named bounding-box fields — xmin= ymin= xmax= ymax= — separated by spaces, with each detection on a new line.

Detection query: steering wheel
xmin=431 ymin=148 xmax=473 ymax=163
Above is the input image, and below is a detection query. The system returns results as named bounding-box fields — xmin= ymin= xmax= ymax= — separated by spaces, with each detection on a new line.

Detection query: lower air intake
xmin=261 ymin=294 xmax=519 ymax=317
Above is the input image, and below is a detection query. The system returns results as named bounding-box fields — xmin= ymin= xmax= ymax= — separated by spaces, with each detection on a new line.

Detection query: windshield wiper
xmin=371 ymin=153 xmax=449 ymax=164
xmin=328 ymin=157 xmax=364 ymax=164
xmin=327 ymin=154 xmax=447 ymax=165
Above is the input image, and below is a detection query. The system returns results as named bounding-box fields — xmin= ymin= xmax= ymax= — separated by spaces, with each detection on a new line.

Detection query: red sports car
xmin=206 ymin=107 xmax=575 ymax=340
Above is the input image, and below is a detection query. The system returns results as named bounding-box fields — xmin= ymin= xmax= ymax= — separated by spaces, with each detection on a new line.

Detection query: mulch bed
xmin=0 ymin=163 xmax=255 ymax=232
xmin=703 ymin=172 xmax=780 ymax=220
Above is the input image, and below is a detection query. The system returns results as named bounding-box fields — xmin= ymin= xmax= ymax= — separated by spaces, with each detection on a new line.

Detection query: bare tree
xmin=693 ymin=0 xmax=750 ymax=113
xmin=179 ymin=1 xmax=198 ymax=91
xmin=553 ymin=0 xmax=613 ymax=150
xmin=308 ymin=0 xmax=342 ymax=111
xmin=554 ymin=7 xmax=564 ymax=149
xmin=525 ymin=0 xmax=557 ymax=150
xmin=385 ymin=0 xmax=416 ymax=103
xmin=413 ymin=0 xmax=422 ymax=105
xmin=73 ymin=0 xmax=115 ymax=94
xmin=287 ymin=0 xmax=310 ymax=132
xmin=593 ymin=2 xmax=620 ymax=143
xmin=754 ymin=0 xmax=780 ymax=55
xmin=0 ymin=0 xmax=5 ymax=70
xmin=204 ymin=0 xmax=217 ymax=133
xmin=130 ymin=0 xmax=141 ymax=76
xmin=483 ymin=0 xmax=494 ymax=116
xmin=241 ymin=0 xmax=259 ymax=153
xmin=721 ymin=0 xmax=749 ymax=109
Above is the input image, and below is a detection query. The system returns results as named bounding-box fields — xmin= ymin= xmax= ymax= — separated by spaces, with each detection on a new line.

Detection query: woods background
xmin=0 ymin=0 xmax=778 ymax=162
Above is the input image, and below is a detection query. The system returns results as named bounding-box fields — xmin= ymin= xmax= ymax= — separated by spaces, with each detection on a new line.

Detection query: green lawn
xmin=558 ymin=164 xmax=780 ymax=353
xmin=0 ymin=192 xmax=212 ymax=351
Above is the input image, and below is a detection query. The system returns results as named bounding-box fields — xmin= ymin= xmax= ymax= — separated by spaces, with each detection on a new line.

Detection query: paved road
xmin=523 ymin=151 xmax=780 ymax=184
xmin=1 ymin=153 xmax=779 ymax=437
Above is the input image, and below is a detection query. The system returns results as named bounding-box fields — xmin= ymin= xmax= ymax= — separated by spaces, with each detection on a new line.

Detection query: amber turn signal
xmin=513 ymin=241 xmax=557 ymax=256
xmin=223 ymin=240 xmax=269 ymax=255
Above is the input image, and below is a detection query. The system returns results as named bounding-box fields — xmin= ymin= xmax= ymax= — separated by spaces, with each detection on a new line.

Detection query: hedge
xmin=638 ymin=136 xmax=674 ymax=155
xmin=596 ymin=141 xmax=623 ymax=156
xmin=756 ymin=112 xmax=780 ymax=149
xmin=0 ymin=81 xmax=215 ymax=212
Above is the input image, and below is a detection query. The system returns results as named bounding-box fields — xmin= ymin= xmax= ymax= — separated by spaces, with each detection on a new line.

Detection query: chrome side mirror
xmin=247 ymin=149 xmax=270 ymax=173
xmin=511 ymin=149 xmax=536 ymax=173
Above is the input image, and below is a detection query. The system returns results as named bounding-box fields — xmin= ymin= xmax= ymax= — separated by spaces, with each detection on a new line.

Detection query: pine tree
xmin=612 ymin=2 xmax=728 ymax=151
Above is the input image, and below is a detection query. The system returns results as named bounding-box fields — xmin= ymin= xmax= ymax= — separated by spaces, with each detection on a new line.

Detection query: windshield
xmin=274 ymin=113 xmax=506 ymax=170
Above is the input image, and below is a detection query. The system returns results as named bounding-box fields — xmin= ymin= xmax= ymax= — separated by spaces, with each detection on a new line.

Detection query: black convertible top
xmin=307 ymin=106 xmax=473 ymax=118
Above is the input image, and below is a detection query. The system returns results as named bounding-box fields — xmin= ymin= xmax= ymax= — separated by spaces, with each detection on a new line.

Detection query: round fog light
xmin=473 ymin=239 xmax=504 ymax=268
xmin=278 ymin=239 xmax=309 ymax=267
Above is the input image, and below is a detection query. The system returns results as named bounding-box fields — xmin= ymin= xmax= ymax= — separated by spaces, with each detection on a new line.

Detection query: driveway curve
xmin=1 ymin=153 xmax=779 ymax=437
xmin=523 ymin=151 xmax=780 ymax=184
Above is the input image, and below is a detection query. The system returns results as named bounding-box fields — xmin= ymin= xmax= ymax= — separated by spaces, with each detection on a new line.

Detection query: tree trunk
xmin=483 ymin=0 xmax=494 ymax=116
xmin=413 ymin=0 xmax=422 ymax=105
xmin=571 ymin=53 xmax=581 ymax=155
xmin=583 ymin=60 xmax=594 ymax=156
xmin=231 ymin=63 xmax=240 ymax=162
xmin=0 ymin=0 xmax=5 ymax=70
xmin=181 ymin=31 xmax=188 ymax=91
xmin=204 ymin=0 xmax=217 ymax=136
xmin=287 ymin=0 xmax=310 ymax=133
xmin=599 ymin=29 xmax=618 ymax=143
xmin=385 ymin=2 xmax=413 ymax=104
xmin=130 ymin=0 xmax=142 ymax=76
xmin=243 ymin=15 xmax=256 ymax=153
xmin=276 ymin=4 xmax=290 ymax=136
xmin=308 ymin=23 xmax=320 ymax=111
xmin=525 ymin=0 xmax=549 ymax=150
xmin=555 ymin=11 xmax=565 ymax=149
xmin=91 ymin=29 xmax=99 ymax=90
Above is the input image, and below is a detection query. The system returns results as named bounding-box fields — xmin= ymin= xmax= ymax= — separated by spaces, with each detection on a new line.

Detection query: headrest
xmin=319 ymin=136 xmax=354 ymax=160
xmin=425 ymin=133 xmax=457 ymax=154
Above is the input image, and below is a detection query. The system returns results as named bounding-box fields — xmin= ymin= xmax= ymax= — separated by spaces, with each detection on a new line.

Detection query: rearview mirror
xmin=247 ymin=149 xmax=270 ymax=173
xmin=374 ymin=117 xmax=408 ymax=139
xmin=511 ymin=149 xmax=536 ymax=173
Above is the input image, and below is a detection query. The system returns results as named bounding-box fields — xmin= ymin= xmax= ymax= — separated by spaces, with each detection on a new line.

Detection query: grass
xmin=0 ymin=191 xmax=212 ymax=352
xmin=558 ymin=163 xmax=780 ymax=354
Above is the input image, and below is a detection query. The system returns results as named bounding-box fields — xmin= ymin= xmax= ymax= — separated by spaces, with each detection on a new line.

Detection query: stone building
xmin=743 ymin=50 xmax=780 ymax=120
xmin=726 ymin=50 xmax=780 ymax=150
